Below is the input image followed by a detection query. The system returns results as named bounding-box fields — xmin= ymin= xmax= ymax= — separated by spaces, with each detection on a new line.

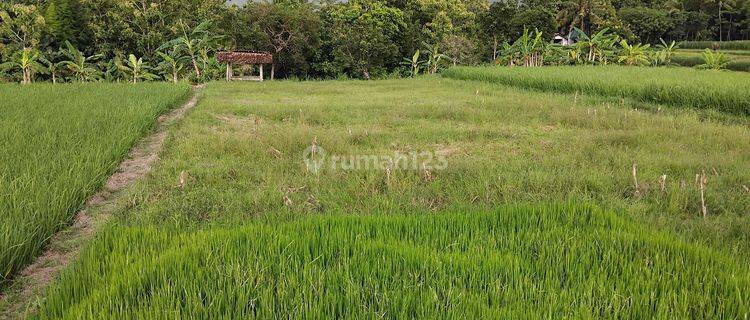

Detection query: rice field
xmin=37 ymin=204 xmax=750 ymax=319
xmin=679 ymin=40 xmax=750 ymax=51
xmin=442 ymin=66 xmax=750 ymax=115
xmin=9 ymin=75 xmax=748 ymax=318
xmin=672 ymin=50 xmax=750 ymax=72
xmin=0 ymin=83 xmax=190 ymax=285
xmin=0 ymin=67 xmax=750 ymax=319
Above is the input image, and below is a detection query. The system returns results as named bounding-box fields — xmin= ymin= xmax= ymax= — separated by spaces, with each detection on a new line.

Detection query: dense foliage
xmin=2 ymin=0 xmax=750 ymax=81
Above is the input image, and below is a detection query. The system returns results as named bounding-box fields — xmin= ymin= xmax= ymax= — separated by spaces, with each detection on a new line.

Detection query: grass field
xmin=22 ymin=76 xmax=750 ymax=318
xmin=442 ymin=66 xmax=750 ymax=116
xmin=0 ymin=83 xmax=190 ymax=285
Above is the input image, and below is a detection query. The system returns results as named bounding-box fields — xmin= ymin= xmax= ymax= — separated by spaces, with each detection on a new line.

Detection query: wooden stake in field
xmin=385 ymin=159 xmax=393 ymax=183
xmin=179 ymin=170 xmax=187 ymax=189
xmin=659 ymin=174 xmax=667 ymax=193
xmin=699 ymin=170 xmax=708 ymax=219
xmin=632 ymin=163 xmax=640 ymax=198
xmin=311 ymin=136 xmax=318 ymax=158
xmin=421 ymin=163 xmax=433 ymax=182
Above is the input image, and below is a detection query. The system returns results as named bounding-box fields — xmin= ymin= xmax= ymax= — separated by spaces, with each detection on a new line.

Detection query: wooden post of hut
xmin=216 ymin=51 xmax=273 ymax=82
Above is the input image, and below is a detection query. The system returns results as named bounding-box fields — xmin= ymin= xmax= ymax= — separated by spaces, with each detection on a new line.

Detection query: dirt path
xmin=0 ymin=85 xmax=202 ymax=319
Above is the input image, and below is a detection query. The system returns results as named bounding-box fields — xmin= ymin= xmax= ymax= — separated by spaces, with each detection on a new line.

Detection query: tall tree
xmin=0 ymin=3 xmax=46 ymax=52
xmin=326 ymin=0 xmax=405 ymax=79
xmin=619 ymin=6 xmax=673 ymax=43
xmin=480 ymin=1 xmax=516 ymax=60
xmin=44 ymin=0 xmax=81 ymax=45
xmin=247 ymin=2 xmax=320 ymax=79
xmin=554 ymin=0 xmax=628 ymax=36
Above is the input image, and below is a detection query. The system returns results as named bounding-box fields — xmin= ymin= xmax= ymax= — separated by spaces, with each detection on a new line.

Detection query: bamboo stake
xmin=179 ymin=170 xmax=186 ymax=189
xmin=632 ymin=163 xmax=640 ymax=197
xmin=699 ymin=170 xmax=708 ymax=219
xmin=659 ymin=174 xmax=667 ymax=192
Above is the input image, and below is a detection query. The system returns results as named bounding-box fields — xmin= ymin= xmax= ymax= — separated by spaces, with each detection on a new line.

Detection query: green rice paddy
xmin=2 ymin=69 xmax=750 ymax=318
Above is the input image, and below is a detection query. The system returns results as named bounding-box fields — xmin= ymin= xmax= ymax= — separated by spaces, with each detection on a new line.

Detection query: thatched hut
xmin=216 ymin=51 xmax=273 ymax=81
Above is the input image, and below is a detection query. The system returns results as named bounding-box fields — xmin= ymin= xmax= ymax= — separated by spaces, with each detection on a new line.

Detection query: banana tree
xmin=39 ymin=57 xmax=63 ymax=83
xmin=512 ymin=29 xmax=546 ymax=67
xmin=617 ymin=40 xmax=651 ymax=66
xmin=497 ymin=41 xmax=517 ymax=66
xmin=544 ymin=44 xmax=571 ymax=66
xmin=100 ymin=58 xmax=121 ymax=82
xmin=117 ymin=54 xmax=157 ymax=83
xmin=0 ymin=48 xmax=46 ymax=84
xmin=400 ymin=50 xmax=423 ymax=77
xmin=60 ymin=41 xmax=103 ymax=82
xmin=156 ymin=46 xmax=186 ymax=83
xmin=160 ymin=20 xmax=222 ymax=79
xmin=697 ymin=49 xmax=728 ymax=70
xmin=574 ymin=27 xmax=619 ymax=64
xmin=651 ymin=39 xmax=679 ymax=66
xmin=423 ymin=43 xmax=448 ymax=75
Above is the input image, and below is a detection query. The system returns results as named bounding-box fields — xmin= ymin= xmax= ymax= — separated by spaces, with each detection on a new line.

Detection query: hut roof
xmin=216 ymin=51 xmax=273 ymax=64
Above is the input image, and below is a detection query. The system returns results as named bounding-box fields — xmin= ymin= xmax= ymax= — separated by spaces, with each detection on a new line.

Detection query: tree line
xmin=1 ymin=0 xmax=749 ymax=83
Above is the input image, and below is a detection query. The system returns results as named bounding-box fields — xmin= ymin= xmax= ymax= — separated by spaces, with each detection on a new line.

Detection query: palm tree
xmin=60 ymin=41 xmax=102 ymax=82
xmin=156 ymin=45 xmax=186 ymax=83
xmin=0 ymin=48 xmax=47 ymax=84
xmin=117 ymin=54 xmax=157 ymax=83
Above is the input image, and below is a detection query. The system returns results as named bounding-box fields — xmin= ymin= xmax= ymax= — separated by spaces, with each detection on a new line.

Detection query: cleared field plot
xmin=442 ymin=66 xmax=750 ymax=115
xmin=38 ymin=204 xmax=750 ymax=319
xmin=26 ymin=77 xmax=750 ymax=317
xmin=0 ymin=83 xmax=189 ymax=285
